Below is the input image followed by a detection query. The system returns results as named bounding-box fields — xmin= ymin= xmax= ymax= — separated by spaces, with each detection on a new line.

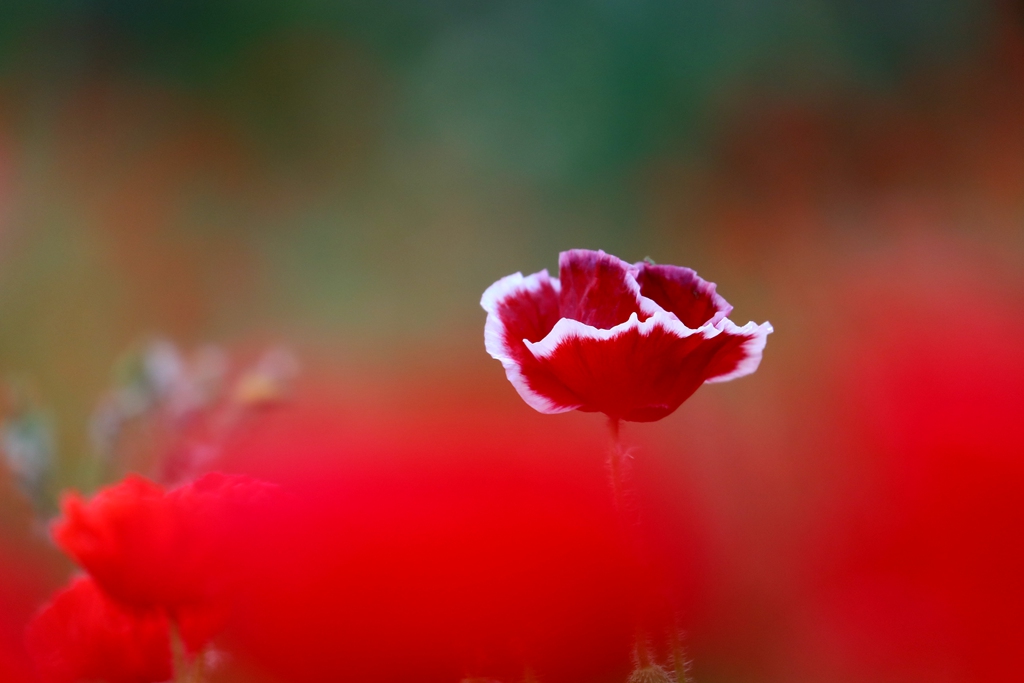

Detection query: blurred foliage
xmin=0 ymin=0 xmax=992 ymax=182
xmin=0 ymin=0 xmax=1016 ymax=538
xmin=1 ymin=384 xmax=55 ymax=514
xmin=0 ymin=337 xmax=297 ymax=514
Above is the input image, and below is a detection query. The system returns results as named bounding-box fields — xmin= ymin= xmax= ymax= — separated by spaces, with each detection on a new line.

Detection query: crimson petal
xmin=558 ymin=250 xmax=650 ymax=329
xmin=482 ymin=270 xmax=583 ymax=413
xmin=525 ymin=313 xmax=772 ymax=422
xmin=635 ymin=262 xmax=732 ymax=328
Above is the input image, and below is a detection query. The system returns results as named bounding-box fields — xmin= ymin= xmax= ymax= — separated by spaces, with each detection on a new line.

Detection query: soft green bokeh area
xmin=0 ymin=0 xmax=1007 ymax=525
xmin=0 ymin=0 xmax=993 ymax=351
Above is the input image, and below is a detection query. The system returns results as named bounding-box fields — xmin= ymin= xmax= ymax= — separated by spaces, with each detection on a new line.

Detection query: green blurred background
xmin=1 ymin=0 xmax=1016 ymax=444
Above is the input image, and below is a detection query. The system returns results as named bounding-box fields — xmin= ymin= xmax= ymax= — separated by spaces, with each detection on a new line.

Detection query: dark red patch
xmin=636 ymin=264 xmax=730 ymax=329
xmin=558 ymin=250 xmax=646 ymax=329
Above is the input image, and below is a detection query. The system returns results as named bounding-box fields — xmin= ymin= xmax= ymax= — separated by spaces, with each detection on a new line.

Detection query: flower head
xmin=482 ymin=249 xmax=772 ymax=422
xmin=51 ymin=472 xmax=275 ymax=652
xmin=25 ymin=576 xmax=172 ymax=683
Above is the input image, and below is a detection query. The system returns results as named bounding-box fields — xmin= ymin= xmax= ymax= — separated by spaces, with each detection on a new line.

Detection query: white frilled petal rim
xmin=703 ymin=318 xmax=774 ymax=383
xmin=524 ymin=312 xmax=773 ymax=383
xmin=481 ymin=270 xmax=576 ymax=414
xmin=480 ymin=270 xmax=560 ymax=316
xmin=481 ymin=265 xmax=774 ymax=414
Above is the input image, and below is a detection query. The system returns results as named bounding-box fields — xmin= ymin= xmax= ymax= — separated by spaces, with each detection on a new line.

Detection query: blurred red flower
xmin=0 ymin=545 xmax=58 ymax=683
xmin=215 ymin=399 xmax=714 ymax=683
xmin=795 ymin=256 xmax=1024 ymax=683
xmin=482 ymin=249 xmax=771 ymax=422
xmin=25 ymin=576 xmax=172 ymax=683
xmin=51 ymin=472 xmax=274 ymax=653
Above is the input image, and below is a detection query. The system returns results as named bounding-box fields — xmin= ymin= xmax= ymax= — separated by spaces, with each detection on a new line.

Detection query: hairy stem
xmin=670 ymin=634 xmax=690 ymax=683
xmin=607 ymin=417 xmax=626 ymax=513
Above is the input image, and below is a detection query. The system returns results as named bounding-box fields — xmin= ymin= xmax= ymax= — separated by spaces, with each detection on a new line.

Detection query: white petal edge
xmin=480 ymin=270 xmax=576 ymax=414
xmin=705 ymin=319 xmax=774 ymax=383
xmin=523 ymin=310 xmax=773 ymax=385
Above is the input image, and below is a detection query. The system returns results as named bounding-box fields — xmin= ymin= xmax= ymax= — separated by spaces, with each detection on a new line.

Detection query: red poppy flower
xmin=25 ymin=576 xmax=172 ymax=683
xmin=50 ymin=472 xmax=274 ymax=652
xmin=481 ymin=249 xmax=772 ymax=422
xmin=0 ymin=540 xmax=59 ymax=683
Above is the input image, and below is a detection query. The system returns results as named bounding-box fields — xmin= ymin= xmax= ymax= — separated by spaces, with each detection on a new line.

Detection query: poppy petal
xmin=482 ymin=270 xmax=583 ymax=413
xmin=558 ymin=250 xmax=656 ymax=329
xmin=525 ymin=313 xmax=772 ymax=422
xmin=635 ymin=262 xmax=733 ymax=329
xmin=703 ymin=318 xmax=774 ymax=384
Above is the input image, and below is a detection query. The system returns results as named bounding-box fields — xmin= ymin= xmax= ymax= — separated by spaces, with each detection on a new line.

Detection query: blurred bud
xmin=89 ymin=396 xmax=124 ymax=462
xmin=164 ymin=345 xmax=227 ymax=422
xmin=89 ymin=338 xmax=297 ymax=484
xmin=90 ymin=340 xmax=229 ymax=462
xmin=232 ymin=374 xmax=281 ymax=409
xmin=90 ymin=339 xmax=186 ymax=460
xmin=1 ymin=384 xmax=55 ymax=512
xmin=232 ymin=347 xmax=299 ymax=409
xmin=112 ymin=338 xmax=184 ymax=414
xmin=142 ymin=339 xmax=184 ymax=395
